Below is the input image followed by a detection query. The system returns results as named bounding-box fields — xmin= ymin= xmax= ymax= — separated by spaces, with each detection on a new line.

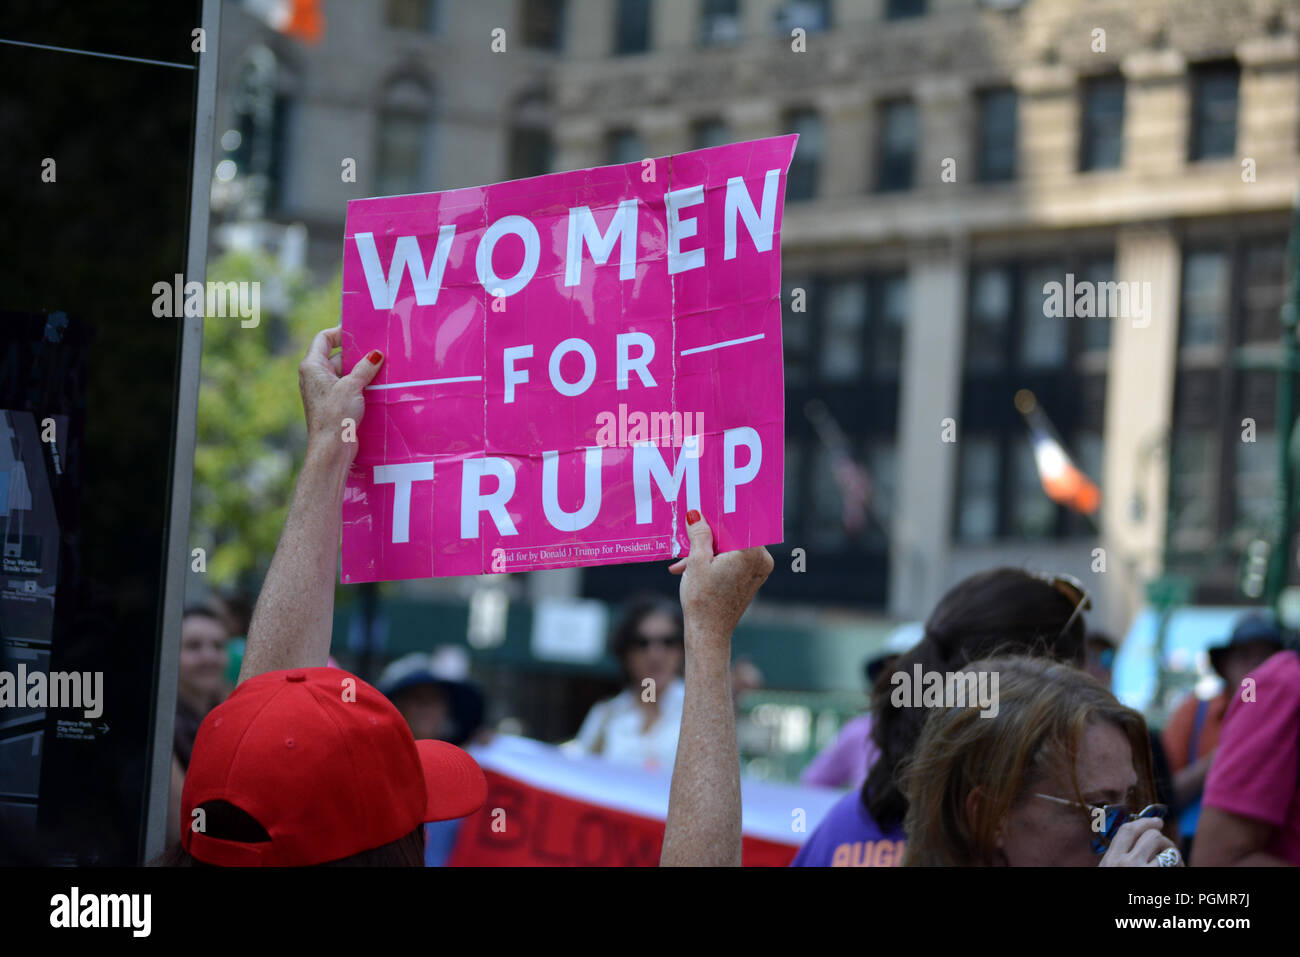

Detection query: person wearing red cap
xmin=160 ymin=328 xmax=487 ymax=866
xmin=162 ymin=325 xmax=773 ymax=866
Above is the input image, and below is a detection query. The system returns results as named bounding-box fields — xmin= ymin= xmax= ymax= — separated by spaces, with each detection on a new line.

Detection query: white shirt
xmin=569 ymin=678 xmax=685 ymax=773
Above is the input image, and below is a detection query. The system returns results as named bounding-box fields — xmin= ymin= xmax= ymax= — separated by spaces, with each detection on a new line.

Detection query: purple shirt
xmin=800 ymin=713 xmax=877 ymax=790
xmin=792 ymin=787 xmax=906 ymax=867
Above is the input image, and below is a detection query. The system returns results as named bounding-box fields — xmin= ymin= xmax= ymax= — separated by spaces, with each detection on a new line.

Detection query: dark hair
xmin=863 ymin=567 xmax=1088 ymax=831
xmin=608 ymin=594 xmax=684 ymax=686
xmin=151 ymin=801 xmax=425 ymax=867
xmin=182 ymin=604 xmax=226 ymax=628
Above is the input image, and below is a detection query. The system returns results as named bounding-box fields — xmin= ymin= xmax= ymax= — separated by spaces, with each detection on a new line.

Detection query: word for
xmin=0 ymin=666 xmax=102 ymax=718
xmin=503 ymin=333 xmax=657 ymax=402
xmin=49 ymin=887 xmax=150 ymax=937
xmin=1042 ymin=273 xmax=1151 ymax=328
xmin=151 ymin=274 xmax=260 ymax=327
xmin=374 ymin=427 xmax=762 ymax=543
xmin=888 ymin=665 xmax=999 ymax=718
xmin=354 ymin=169 xmax=781 ymax=308
xmin=594 ymin=403 xmax=703 ymax=450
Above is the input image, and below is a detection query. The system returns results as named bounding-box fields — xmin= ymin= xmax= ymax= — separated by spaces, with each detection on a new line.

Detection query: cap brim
xmin=416 ymin=738 xmax=487 ymax=822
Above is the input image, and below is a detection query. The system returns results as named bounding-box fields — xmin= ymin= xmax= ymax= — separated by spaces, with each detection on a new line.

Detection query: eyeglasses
xmin=631 ymin=635 xmax=682 ymax=651
xmin=1034 ymin=793 xmax=1168 ymax=854
xmin=1032 ymin=572 xmax=1092 ymax=643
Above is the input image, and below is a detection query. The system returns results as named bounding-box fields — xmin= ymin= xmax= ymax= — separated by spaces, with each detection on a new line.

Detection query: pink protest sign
xmin=339 ymin=134 xmax=796 ymax=582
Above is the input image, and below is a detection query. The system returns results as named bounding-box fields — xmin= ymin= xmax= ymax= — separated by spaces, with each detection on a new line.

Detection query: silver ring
xmin=1156 ymin=847 xmax=1181 ymax=867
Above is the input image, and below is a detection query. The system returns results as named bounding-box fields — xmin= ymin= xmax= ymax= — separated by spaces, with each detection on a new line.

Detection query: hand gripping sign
xmin=340 ymin=135 xmax=796 ymax=581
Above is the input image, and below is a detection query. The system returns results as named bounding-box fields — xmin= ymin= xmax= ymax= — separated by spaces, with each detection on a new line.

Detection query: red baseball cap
xmin=181 ymin=667 xmax=486 ymax=866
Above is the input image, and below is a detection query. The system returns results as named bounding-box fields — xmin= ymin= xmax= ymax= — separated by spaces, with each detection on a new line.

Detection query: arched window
xmin=375 ymin=73 xmax=435 ymax=196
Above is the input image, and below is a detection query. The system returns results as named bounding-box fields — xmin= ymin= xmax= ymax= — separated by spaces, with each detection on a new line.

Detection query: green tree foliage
xmin=192 ymin=251 xmax=341 ymax=588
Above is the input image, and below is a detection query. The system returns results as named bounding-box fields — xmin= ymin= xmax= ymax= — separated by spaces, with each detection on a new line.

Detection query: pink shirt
xmin=800 ymin=713 xmax=878 ymax=790
xmin=1202 ymin=649 xmax=1300 ymax=865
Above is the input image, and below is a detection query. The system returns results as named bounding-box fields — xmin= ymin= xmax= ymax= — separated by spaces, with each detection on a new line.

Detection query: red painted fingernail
xmin=368 ymin=350 xmax=383 ymax=364
xmin=687 ymin=509 xmax=701 ymax=525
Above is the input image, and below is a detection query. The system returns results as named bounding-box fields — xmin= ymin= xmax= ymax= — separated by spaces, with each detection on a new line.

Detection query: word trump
xmin=373 ymin=426 xmax=761 ymax=543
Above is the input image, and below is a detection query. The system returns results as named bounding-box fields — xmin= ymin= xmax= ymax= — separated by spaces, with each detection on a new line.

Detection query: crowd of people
xmin=159 ymin=325 xmax=1300 ymax=867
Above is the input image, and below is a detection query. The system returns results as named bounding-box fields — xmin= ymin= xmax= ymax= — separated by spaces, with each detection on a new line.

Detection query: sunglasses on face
xmin=631 ymin=635 xmax=682 ymax=651
xmin=1035 ymin=793 xmax=1168 ymax=854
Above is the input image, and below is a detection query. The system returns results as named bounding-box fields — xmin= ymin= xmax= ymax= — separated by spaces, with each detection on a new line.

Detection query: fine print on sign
xmin=340 ymin=134 xmax=797 ymax=581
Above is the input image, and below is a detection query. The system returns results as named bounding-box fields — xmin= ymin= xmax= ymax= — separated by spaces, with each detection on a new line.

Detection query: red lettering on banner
xmin=447 ymin=770 xmax=798 ymax=867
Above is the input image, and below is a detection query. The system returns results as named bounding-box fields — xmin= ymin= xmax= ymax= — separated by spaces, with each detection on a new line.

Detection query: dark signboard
xmin=0 ymin=0 xmax=213 ymax=864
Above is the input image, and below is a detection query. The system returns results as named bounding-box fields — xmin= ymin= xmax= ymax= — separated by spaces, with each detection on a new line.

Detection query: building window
xmin=1167 ymin=235 xmax=1290 ymax=582
xmin=1179 ymin=249 xmax=1230 ymax=349
xmin=876 ymin=100 xmax=917 ymax=192
xmin=957 ymin=253 xmax=1111 ymax=542
xmin=785 ymin=109 xmax=823 ymax=200
xmin=1235 ymin=430 xmax=1277 ymax=533
xmin=1241 ymin=239 xmax=1287 ymax=345
xmin=1018 ymin=261 xmax=1069 ymax=370
xmin=386 ymin=0 xmax=438 ymax=31
xmin=785 ymin=438 xmax=804 ymax=532
xmin=1168 ymin=429 xmax=1217 ymax=549
xmin=615 ymin=0 xmax=652 ymax=53
xmin=958 ymin=436 xmax=1000 ymax=542
xmin=966 ymin=265 xmax=1012 ymax=372
xmin=866 ymin=439 xmax=897 ymax=526
xmin=885 ymin=0 xmax=926 ymax=19
xmin=508 ymin=93 xmax=553 ymax=179
xmin=976 ymin=88 xmax=1018 ymax=182
xmin=230 ymin=46 xmax=296 ymax=216
xmin=820 ymin=279 xmax=867 ymax=382
xmin=1010 ymin=435 xmax=1056 ymax=537
xmin=700 ymin=0 xmax=741 ymax=46
xmin=874 ymin=274 xmax=908 ymax=376
xmin=606 ymin=128 xmax=644 ymax=166
xmin=783 ymin=275 xmax=814 ymax=386
xmin=774 ymin=0 xmax=831 ymax=34
xmin=1079 ymin=257 xmax=1115 ymax=354
xmin=692 ymin=117 xmax=730 ymax=150
xmin=522 ymin=0 xmax=565 ymax=49
xmin=1189 ymin=61 xmax=1239 ymax=161
xmin=1080 ymin=74 xmax=1125 ymax=171
xmin=375 ymin=75 xmax=435 ymax=197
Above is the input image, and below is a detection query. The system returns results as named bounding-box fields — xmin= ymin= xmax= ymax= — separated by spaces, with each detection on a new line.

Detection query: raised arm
xmin=238 ymin=326 xmax=383 ymax=682
xmin=660 ymin=511 xmax=773 ymax=867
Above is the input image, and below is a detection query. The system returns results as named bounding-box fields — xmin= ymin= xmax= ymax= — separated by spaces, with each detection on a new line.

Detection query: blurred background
xmin=187 ymin=0 xmax=1300 ymax=780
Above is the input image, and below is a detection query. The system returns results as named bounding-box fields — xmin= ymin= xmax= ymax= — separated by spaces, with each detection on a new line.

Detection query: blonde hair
xmin=899 ymin=655 xmax=1154 ymax=866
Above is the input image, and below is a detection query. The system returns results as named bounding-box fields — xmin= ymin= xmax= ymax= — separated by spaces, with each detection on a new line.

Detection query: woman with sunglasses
xmin=568 ymin=595 xmax=687 ymax=772
xmin=900 ymin=655 xmax=1182 ymax=866
xmin=792 ymin=567 xmax=1091 ymax=866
